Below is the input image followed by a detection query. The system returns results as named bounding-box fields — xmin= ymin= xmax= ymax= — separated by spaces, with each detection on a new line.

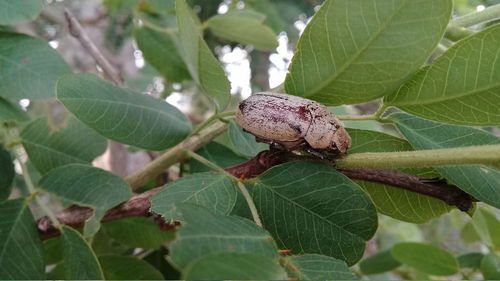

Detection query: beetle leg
xmin=304 ymin=147 xmax=328 ymax=160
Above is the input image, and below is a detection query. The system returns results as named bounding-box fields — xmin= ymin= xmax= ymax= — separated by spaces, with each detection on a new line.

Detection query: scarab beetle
xmin=235 ymin=92 xmax=351 ymax=156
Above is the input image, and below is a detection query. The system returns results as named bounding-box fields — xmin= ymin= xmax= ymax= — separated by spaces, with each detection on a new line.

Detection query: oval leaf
xmin=481 ymin=253 xmax=500 ymax=280
xmin=391 ymin=113 xmax=500 ymax=209
xmin=360 ymin=250 xmax=401 ymax=275
xmin=0 ymin=32 xmax=71 ymax=100
xmin=386 ymin=25 xmax=500 ymax=125
xmin=0 ymin=0 xmax=43 ymax=24
xmin=189 ymin=141 xmax=248 ymax=173
xmin=392 ymin=242 xmax=458 ymax=276
xmin=61 ymin=226 xmax=104 ymax=279
xmin=286 ymin=254 xmax=356 ymax=280
xmin=0 ymin=199 xmax=45 ymax=279
xmin=169 ymin=204 xmax=279 ymax=270
xmin=228 ymin=120 xmax=260 ymax=158
xmin=38 ymin=164 xmax=132 ymax=236
xmin=284 ymin=0 xmax=452 ymax=105
xmin=458 ymin=252 xmax=484 ymax=269
xmin=251 ymin=161 xmax=378 ymax=265
xmin=0 ymin=146 xmax=15 ymax=201
xmin=175 ymin=0 xmax=230 ymax=110
xmin=207 ymin=11 xmax=278 ymax=50
xmin=99 ymin=255 xmax=164 ymax=280
xmin=21 ymin=117 xmax=107 ymax=174
xmin=151 ymin=172 xmax=238 ymax=221
xmin=57 ymin=73 xmax=191 ymax=150
xmin=472 ymin=208 xmax=500 ymax=247
xmin=348 ymin=128 xmax=453 ymax=223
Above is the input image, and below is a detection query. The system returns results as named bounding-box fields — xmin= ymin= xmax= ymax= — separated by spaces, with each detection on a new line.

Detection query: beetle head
xmin=331 ymin=127 xmax=352 ymax=153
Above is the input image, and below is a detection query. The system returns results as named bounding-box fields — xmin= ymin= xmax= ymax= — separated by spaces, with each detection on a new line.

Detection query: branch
xmin=450 ymin=3 xmax=500 ymax=27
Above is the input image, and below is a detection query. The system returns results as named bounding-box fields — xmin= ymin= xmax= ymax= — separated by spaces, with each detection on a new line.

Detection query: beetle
xmin=235 ymin=92 xmax=351 ymax=157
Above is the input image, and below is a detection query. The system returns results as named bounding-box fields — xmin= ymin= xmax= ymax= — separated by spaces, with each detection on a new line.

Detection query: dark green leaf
xmin=175 ymin=0 xmax=230 ymax=110
xmin=57 ymin=73 xmax=191 ymax=150
xmin=472 ymin=208 xmax=500 ymax=247
xmin=391 ymin=113 xmax=500 ymax=209
xmin=99 ymin=255 xmax=164 ymax=280
xmin=458 ymin=252 xmax=484 ymax=269
xmin=391 ymin=242 xmax=458 ymax=276
xmin=286 ymin=254 xmax=356 ymax=280
xmin=251 ymin=161 xmax=377 ymax=265
xmin=386 ymin=25 xmax=500 ymax=125
xmin=144 ymin=247 xmax=181 ymax=279
xmin=189 ymin=141 xmax=247 ymax=173
xmin=360 ymin=250 xmax=401 ymax=275
xmin=0 ymin=0 xmax=43 ymax=24
xmin=38 ymin=164 xmax=132 ymax=236
xmin=284 ymin=0 xmax=452 ymax=105
xmin=0 ymin=146 xmax=15 ymax=201
xmin=481 ymin=253 xmax=500 ymax=280
xmin=0 ymin=97 xmax=28 ymax=122
xmin=0 ymin=32 xmax=71 ymax=100
xmin=151 ymin=172 xmax=237 ymax=221
xmin=207 ymin=11 xmax=278 ymax=50
xmin=348 ymin=128 xmax=453 ymax=223
xmin=61 ymin=226 xmax=104 ymax=279
xmin=134 ymin=27 xmax=191 ymax=82
xmin=0 ymin=199 xmax=45 ymax=279
xmin=169 ymin=204 xmax=279 ymax=270
xmin=21 ymin=117 xmax=107 ymax=174
xmin=102 ymin=217 xmax=175 ymax=249
xmin=43 ymin=236 xmax=63 ymax=265
xmin=183 ymin=252 xmax=287 ymax=280
xmin=228 ymin=120 xmax=260 ymax=157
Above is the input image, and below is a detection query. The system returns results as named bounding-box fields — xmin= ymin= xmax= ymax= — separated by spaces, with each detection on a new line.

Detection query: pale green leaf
xmin=348 ymin=128 xmax=453 ymax=223
xmin=99 ymin=255 xmax=164 ymax=280
xmin=0 ymin=146 xmax=15 ymax=201
xmin=207 ymin=11 xmax=278 ymax=50
xmin=472 ymin=208 xmax=500 ymax=247
xmin=38 ymin=164 xmax=132 ymax=236
xmin=102 ymin=217 xmax=175 ymax=249
xmin=284 ymin=0 xmax=452 ymax=105
xmin=0 ymin=199 xmax=45 ymax=279
xmin=57 ymin=73 xmax=191 ymax=150
xmin=391 ymin=113 xmax=500 ymax=209
xmin=386 ymin=25 xmax=500 ymax=125
xmin=251 ymin=161 xmax=377 ymax=265
xmin=392 ymin=242 xmax=458 ymax=276
xmin=61 ymin=226 xmax=104 ymax=279
xmin=0 ymin=97 xmax=28 ymax=122
xmin=286 ymin=254 xmax=356 ymax=280
xmin=183 ymin=252 xmax=288 ymax=280
xmin=228 ymin=120 xmax=260 ymax=158
xmin=21 ymin=117 xmax=107 ymax=174
xmin=0 ymin=0 xmax=43 ymax=25
xmin=481 ymin=253 xmax=500 ymax=280
xmin=175 ymin=0 xmax=230 ymax=110
xmin=134 ymin=27 xmax=190 ymax=82
xmin=0 ymin=32 xmax=71 ymax=100
xmin=360 ymin=250 xmax=401 ymax=275
xmin=169 ymin=204 xmax=279 ymax=270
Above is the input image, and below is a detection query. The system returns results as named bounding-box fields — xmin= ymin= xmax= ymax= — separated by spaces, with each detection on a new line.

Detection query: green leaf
xmin=386 ymin=25 xmax=500 ymax=126
xmin=61 ymin=226 xmax=104 ymax=280
xmin=0 ymin=199 xmax=45 ymax=279
xmin=183 ymin=252 xmax=287 ymax=280
xmin=391 ymin=242 xmax=458 ymax=276
xmin=151 ymin=172 xmax=238 ymax=221
xmin=102 ymin=217 xmax=175 ymax=249
xmin=0 ymin=32 xmax=71 ymax=100
xmin=21 ymin=117 xmax=107 ymax=174
xmin=99 ymin=255 xmax=164 ymax=280
xmin=472 ymin=208 xmax=500 ymax=247
xmin=57 ymin=73 xmax=191 ymax=150
xmin=207 ymin=11 xmax=278 ymax=50
xmin=284 ymin=0 xmax=452 ymax=105
xmin=458 ymin=252 xmax=484 ymax=269
xmin=0 ymin=0 xmax=43 ymax=24
xmin=360 ymin=250 xmax=402 ymax=275
xmin=175 ymin=0 xmax=230 ymax=110
xmin=481 ymin=253 xmax=500 ymax=280
xmin=169 ymin=204 xmax=279 ymax=270
xmin=461 ymin=222 xmax=481 ymax=244
xmin=38 ymin=164 xmax=132 ymax=236
xmin=189 ymin=141 xmax=247 ymax=173
xmin=228 ymin=120 xmax=260 ymax=158
xmin=348 ymin=128 xmax=453 ymax=223
xmin=0 ymin=97 xmax=28 ymax=122
xmin=286 ymin=254 xmax=356 ymax=280
xmin=0 ymin=146 xmax=15 ymax=201
xmin=251 ymin=161 xmax=377 ymax=265
xmin=391 ymin=113 xmax=500 ymax=209
xmin=134 ymin=27 xmax=191 ymax=82
xmin=43 ymin=237 xmax=63 ymax=265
